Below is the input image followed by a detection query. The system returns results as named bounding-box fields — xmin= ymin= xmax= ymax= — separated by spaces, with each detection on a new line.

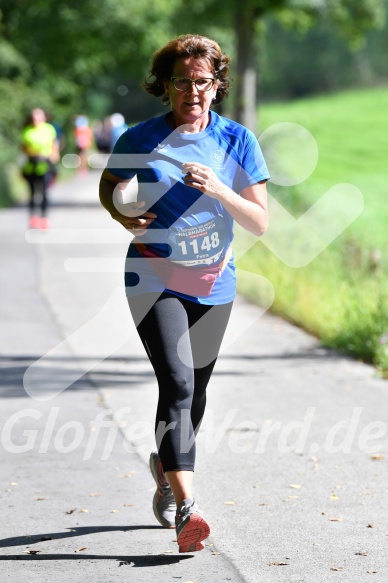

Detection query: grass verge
xmin=235 ymin=86 xmax=388 ymax=376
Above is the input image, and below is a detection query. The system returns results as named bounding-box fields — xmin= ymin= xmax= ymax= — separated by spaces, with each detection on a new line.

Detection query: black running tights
xmin=128 ymin=292 xmax=233 ymax=472
xmin=26 ymin=174 xmax=51 ymax=216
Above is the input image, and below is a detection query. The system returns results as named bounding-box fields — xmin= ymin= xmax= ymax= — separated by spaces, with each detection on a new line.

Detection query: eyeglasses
xmin=170 ymin=77 xmax=215 ymax=92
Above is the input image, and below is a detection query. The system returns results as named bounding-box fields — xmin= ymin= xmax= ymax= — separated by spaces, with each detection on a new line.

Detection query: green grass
xmin=235 ymin=86 xmax=388 ymax=375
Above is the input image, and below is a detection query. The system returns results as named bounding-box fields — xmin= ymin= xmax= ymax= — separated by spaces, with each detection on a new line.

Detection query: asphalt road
xmin=1 ymin=170 xmax=387 ymax=583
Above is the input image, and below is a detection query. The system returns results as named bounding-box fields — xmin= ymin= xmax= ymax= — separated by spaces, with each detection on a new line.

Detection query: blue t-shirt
xmin=107 ymin=111 xmax=269 ymax=305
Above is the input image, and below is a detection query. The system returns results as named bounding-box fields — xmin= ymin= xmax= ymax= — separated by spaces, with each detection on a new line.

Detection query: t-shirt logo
xmin=211 ymin=149 xmax=225 ymax=165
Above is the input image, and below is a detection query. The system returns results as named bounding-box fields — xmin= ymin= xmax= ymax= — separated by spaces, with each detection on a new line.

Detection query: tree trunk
xmin=233 ymin=5 xmax=259 ymax=134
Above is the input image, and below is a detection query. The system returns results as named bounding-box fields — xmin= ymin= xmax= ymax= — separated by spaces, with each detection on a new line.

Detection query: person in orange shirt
xmin=73 ymin=115 xmax=94 ymax=174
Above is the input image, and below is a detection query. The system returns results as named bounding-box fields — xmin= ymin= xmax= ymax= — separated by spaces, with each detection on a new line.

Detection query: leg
xmin=41 ymin=173 xmax=51 ymax=217
xmin=166 ymin=301 xmax=232 ymax=504
xmin=165 ymin=470 xmax=193 ymax=507
xmin=172 ymin=301 xmax=232 ymax=552
xmin=26 ymin=175 xmax=36 ymax=215
xmin=187 ymin=300 xmax=233 ymax=432
xmin=37 ymin=173 xmax=52 ymax=229
xmin=26 ymin=175 xmax=41 ymax=228
xmin=128 ymin=292 xmax=197 ymax=475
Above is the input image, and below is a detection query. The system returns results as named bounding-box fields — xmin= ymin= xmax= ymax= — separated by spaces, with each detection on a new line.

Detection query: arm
xmin=99 ymin=168 xmax=125 ymax=216
xmin=182 ymin=162 xmax=268 ymax=237
xmin=99 ymin=168 xmax=157 ymax=232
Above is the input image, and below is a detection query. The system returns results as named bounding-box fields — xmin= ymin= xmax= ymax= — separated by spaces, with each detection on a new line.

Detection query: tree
xmin=232 ymin=0 xmax=287 ymax=130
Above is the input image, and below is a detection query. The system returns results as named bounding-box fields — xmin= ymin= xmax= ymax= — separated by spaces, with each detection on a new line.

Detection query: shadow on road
xmin=0 ymin=348 xmax=339 ymax=399
xmin=0 ymin=524 xmax=194 ymax=566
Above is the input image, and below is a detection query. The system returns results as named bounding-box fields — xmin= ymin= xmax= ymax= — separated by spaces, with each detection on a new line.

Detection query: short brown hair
xmin=143 ymin=34 xmax=231 ymax=105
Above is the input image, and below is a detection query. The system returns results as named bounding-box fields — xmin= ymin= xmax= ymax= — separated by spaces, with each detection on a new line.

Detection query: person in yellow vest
xmin=21 ymin=108 xmax=59 ymax=229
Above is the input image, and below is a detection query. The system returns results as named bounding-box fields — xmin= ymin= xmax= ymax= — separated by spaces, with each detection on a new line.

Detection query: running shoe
xmin=149 ymin=451 xmax=176 ymax=528
xmin=175 ymin=498 xmax=210 ymax=553
xmin=28 ymin=215 xmax=40 ymax=229
xmin=40 ymin=217 xmax=51 ymax=230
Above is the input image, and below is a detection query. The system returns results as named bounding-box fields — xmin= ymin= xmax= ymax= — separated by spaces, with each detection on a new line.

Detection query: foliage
xmin=262 ymin=18 xmax=365 ymax=98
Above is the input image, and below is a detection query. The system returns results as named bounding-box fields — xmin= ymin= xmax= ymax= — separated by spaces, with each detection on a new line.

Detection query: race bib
xmin=168 ymin=215 xmax=228 ymax=267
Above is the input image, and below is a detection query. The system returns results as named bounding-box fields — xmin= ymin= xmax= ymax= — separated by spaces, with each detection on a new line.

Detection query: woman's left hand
xmin=182 ymin=161 xmax=269 ymax=237
xmin=182 ymin=162 xmax=226 ymax=200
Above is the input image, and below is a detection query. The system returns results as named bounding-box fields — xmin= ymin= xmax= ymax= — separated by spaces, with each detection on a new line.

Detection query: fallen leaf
xmin=328 ymin=517 xmax=343 ymax=522
xmin=359 ymin=491 xmax=371 ymax=497
xmin=331 ymin=567 xmax=344 ymax=571
xmin=22 ymin=549 xmax=41 ymax=554
xmin=35 ymin=498 xmax=46 ymax=501
xmin=75 ymin=547 xmax=87 ymax=552
xmin=370 ymin=454 xmax=384 ymax=461
xmin=65 ymin=508 xmax=77 ymax=515
xmin=119 ymin=471 xmax=137 ymax=478
xmin=269 ymin=561 xmax=289 ymax=566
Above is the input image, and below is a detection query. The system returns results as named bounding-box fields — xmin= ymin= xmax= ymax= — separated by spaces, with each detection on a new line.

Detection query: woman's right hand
xmin=100 ymin=169 xmax=157 ymax=235
xmin=110 ymin=200 xmax=157 ymax=235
